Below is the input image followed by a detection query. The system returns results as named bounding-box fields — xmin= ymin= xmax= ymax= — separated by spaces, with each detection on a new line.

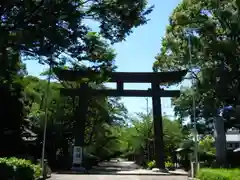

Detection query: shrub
xmin=165 ymin=161 xmax=174 ymax=170
xmin=32 ymin=164 xmax=42 ymax=179
xmin=197 ymin=168 xmax=240 ymax=180
xmin=0 ymin=157 xmax=42 ymax=180
xmin=0 ymin=158 xmax=14 ymax=180
xmin=147 ymin=160 xmax=156 ymax=169
xmin=147 ymin=160 xmax=175 ymax=170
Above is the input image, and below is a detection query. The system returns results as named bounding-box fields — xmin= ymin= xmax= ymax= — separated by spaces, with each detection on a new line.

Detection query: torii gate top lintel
xmin=54 ymin=68 xmax=188 ymax=84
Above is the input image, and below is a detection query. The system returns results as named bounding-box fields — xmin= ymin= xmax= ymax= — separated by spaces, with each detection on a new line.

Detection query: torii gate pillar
xmin=151 ymin=81 xmax=165 ymax=170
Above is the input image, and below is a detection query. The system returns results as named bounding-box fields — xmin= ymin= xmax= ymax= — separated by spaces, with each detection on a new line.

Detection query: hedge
xmin=0 ymin=157 xmax=41 ymax=180
xmin=197 ymin=168 xmax=240 ymax=180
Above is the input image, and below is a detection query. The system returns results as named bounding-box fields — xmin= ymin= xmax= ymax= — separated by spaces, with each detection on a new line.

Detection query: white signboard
xmin=73 ymin=146 xmax=82 ymax=164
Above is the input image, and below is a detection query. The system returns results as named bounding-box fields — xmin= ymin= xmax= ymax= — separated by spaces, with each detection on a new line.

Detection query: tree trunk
xmin=214 ymin=116 xmax=227 ymax=167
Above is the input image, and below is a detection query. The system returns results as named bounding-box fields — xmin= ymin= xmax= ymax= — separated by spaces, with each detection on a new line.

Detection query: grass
xmin=197 ymin=168 xmax=240 ymax=180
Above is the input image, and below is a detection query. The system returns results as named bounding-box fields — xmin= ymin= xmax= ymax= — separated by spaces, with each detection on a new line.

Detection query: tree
xmin=23 ymin=73 xmax=130 ymax=167
xmin=0 ymin=0 xmax=153 ymax=158
xmin=173 ymin=88 xmax=215 ymax=134
xmin=1 ymin=0 xmax=153 ymax=67
xmin=199 ymin=135 xmax=216 ymax=156
xmin=0 ymin=51 xmax=29 ymax=157
xmin=120 ymin=112 xmax=183 ymax=166
xmin=153 ymin=0 xmax=240 ymax=132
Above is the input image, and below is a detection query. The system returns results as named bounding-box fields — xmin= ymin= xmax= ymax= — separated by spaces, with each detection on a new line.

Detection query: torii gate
xmin=54 ymin=68 xmax=187 ymax=171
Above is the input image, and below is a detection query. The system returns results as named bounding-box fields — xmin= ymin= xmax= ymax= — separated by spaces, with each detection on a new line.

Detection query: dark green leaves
xmin=1 ymin=0 xmax=152 ymax=74
xmin=89 ymin=0 xmax=153 ymax=42
xmin=154 ymin=0 xmax=240 ymax=133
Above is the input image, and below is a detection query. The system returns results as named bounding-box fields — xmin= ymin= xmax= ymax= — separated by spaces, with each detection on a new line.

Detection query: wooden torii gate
xmin=54 ymin=69 xmax=187 ymax=171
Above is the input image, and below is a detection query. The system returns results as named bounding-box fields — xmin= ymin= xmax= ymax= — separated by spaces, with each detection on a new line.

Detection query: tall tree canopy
xmin=0 ymin=0 xmax=153 ymax=67
xmin=0 ymin=0 xmax=153 ymax=158
xmin=153 ymin=0 xmax=240 ymax=132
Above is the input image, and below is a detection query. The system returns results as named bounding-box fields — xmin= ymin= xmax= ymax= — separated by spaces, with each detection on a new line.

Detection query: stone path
xmin=51 ymin=159 xmax=188 ymax=180
xmin=51 ymin=174 xmax=188 ymax=180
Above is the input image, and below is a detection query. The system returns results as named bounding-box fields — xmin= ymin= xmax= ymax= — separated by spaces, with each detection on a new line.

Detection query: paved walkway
xmin=51 ymin=160 xmax=188 ymax=180
xmin=88 ymin=160 xmax=188 ymax=176
xmin=51 ymin=174 xmax=188 ymax=180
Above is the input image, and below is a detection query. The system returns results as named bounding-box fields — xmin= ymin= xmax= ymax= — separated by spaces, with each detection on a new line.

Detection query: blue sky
xmin=26 ymin=0 xmax=190 ymax=118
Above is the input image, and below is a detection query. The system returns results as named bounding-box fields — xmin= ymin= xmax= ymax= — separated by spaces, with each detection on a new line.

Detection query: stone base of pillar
xmin=71 ymin=164 xmax=86 ymax=173
xmin=152 ymin=168 xmax=169 ymax=173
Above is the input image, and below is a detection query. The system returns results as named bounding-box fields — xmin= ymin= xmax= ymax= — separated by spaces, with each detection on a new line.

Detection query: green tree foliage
xmin=21 ymin=75 xmax=129 ymax=168
xmin=199 ymin=135 xmax=216 ymax=156
xmin=0 ymin=0 xmax=153 ymax=66
xmin=153 ymin=0 xmax=240 ymax=133
xmin=119 ymin=113 xmax=183 ymax=165
xmin=0 ymin=0 xmax=153 ymax=158
xmin=178 ymin=134 xmax=216 ymax=166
